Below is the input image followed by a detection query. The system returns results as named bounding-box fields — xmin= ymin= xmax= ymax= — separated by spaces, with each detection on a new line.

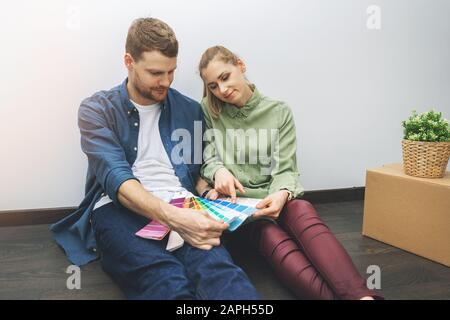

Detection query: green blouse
xmin=200 ymin=86 xmax=304 ymax=199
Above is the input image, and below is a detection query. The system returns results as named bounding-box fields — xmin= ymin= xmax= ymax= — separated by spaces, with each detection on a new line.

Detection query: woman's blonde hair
xmin=198 ymin=46 xmax=240 ymax=118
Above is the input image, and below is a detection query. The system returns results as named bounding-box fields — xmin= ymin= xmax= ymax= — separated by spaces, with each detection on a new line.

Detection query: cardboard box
xmin=362 ymin=163 xmax=450 ymax=267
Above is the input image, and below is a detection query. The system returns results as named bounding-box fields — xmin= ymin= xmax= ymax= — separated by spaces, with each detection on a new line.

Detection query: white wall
xmin=1 ymin=0 xmax=449 ymax=211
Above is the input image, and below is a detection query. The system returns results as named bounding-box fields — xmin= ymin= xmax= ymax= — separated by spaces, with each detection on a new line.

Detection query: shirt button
xmin=92 ymin=248 xmax=97 ymax=252
xmin=134 ymin=147 xmax=138 ymax=151
xmin=134 ymin=122 xmax=139 ymax=127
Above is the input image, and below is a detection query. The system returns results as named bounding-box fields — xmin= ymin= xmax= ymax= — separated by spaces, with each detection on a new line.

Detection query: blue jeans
xmin=91 ymin=202 xmax=261 ymax=300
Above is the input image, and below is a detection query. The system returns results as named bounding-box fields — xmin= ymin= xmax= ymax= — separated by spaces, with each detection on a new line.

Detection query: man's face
xmin=126 ymin=50 xmax=177 ymax=104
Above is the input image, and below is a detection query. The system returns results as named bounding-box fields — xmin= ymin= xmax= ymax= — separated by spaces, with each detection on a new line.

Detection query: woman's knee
xmin=287 ymin=199 xmax=317 ymax=215
xmin=280 ymin=200 xmax=329 ymax=238
xmin=247 ymin=221 xmax=292 ymax=257
xmin=282 ymin=200 xmax=321 ymax=223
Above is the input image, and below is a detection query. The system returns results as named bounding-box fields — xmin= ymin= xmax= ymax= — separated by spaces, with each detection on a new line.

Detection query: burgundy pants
xmin=242 ymin=200 xmax=383 ymax=300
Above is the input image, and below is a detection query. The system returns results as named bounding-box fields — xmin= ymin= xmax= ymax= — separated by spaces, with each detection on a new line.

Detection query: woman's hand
xmin=214 ymin=167 xmax=245 ymax=203
xmin=253 ymin=190 xmax=290 ymax=220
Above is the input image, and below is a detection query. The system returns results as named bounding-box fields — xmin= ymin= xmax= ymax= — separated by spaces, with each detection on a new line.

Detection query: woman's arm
xmin=268 ymin=103 xmax=304 ymax=198
xmin=254 ymin=104 xmax=304 ymax=219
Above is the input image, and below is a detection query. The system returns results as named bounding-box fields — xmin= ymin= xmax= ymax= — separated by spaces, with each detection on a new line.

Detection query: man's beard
xmin=133 ymin=80 xmax=168 ymax=103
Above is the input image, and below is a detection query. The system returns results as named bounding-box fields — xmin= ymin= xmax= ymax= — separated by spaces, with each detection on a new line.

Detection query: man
xmin=51 ymin=17 xmax=260 ymax=300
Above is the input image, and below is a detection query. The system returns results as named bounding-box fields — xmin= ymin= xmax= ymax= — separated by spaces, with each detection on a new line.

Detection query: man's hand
xmin=203 ymin=189 xmax=220 ymax=200
xmin=253 ymin=190 xmax=290 ymax=220
xmin=117 ymin=179 xmax=228 ymax=250
xmin=164 ymin=204 xmax=229 ymax=250
xmin=214 ymin=167 xmax=245 ymax=203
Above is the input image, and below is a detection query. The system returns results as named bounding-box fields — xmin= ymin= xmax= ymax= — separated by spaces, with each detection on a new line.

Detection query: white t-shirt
xmin=93 ymin=100 xmax=191 ymax=210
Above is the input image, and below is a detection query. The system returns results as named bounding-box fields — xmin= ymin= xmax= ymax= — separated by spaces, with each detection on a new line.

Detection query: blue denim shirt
xmin=50 ymin=79 xmax=204 ymax=266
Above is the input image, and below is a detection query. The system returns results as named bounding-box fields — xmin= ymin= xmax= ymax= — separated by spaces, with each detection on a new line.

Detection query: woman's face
xmin=201 ymin=58 xmax=252 ymax=107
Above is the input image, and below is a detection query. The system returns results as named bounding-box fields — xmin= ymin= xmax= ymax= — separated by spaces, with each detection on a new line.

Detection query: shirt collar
xmin=224 ymin=84 xmax=262 ymax=119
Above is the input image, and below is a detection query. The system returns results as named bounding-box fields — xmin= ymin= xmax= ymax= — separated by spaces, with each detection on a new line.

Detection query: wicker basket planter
xmin=402 ymin=139 xmax=450 ymax=178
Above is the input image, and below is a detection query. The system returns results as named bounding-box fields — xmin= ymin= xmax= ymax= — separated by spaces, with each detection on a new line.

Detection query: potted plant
xmin=401 ymin=109 xmax=450 ymax=178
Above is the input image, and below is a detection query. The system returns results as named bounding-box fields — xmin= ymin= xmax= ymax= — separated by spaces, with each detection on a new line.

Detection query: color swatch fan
xmin=135 ymin=196 xmax=258 ymax=242
xmin=169 ymin=197 xmax=257 ymax=231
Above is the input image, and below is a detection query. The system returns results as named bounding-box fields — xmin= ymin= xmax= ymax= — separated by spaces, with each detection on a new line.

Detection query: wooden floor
xmin=0 ymin=200 xmax=449 ymax=300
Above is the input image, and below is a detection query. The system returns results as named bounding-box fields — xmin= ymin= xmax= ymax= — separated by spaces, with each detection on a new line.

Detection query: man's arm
xmin=79 ymin=102 xmax=138 ymax=207
xmin=117 ymin=179 xmax=173 ymax=223
xmin=79 ymin=101 xmax=227 ymax=250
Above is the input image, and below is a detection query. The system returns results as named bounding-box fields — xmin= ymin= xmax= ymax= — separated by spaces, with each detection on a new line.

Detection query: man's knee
xmin=138 ymin=273 xmax=195 ymax=300
xmin=180 ymin=245 xmax=261 ymax=300
xmin=104 ymin=250 xmax=195 ymax=300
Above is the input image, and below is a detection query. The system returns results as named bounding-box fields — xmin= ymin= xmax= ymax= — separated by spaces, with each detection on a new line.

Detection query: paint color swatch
xmin=135 ymin=220 xmax=170 ymax=240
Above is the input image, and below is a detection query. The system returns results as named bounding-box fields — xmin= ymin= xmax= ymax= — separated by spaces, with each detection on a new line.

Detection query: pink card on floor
xmin=135 ymin=220 xmax=170 ymax=240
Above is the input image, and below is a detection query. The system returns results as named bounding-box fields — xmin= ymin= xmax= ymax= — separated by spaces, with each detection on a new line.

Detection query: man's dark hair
xmin=126 ymin=17 xmax=178 ymax=61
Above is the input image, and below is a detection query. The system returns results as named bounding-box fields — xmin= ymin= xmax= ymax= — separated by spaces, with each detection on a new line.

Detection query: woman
xmin=198 ymin=45 xmax=383 ymax=300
